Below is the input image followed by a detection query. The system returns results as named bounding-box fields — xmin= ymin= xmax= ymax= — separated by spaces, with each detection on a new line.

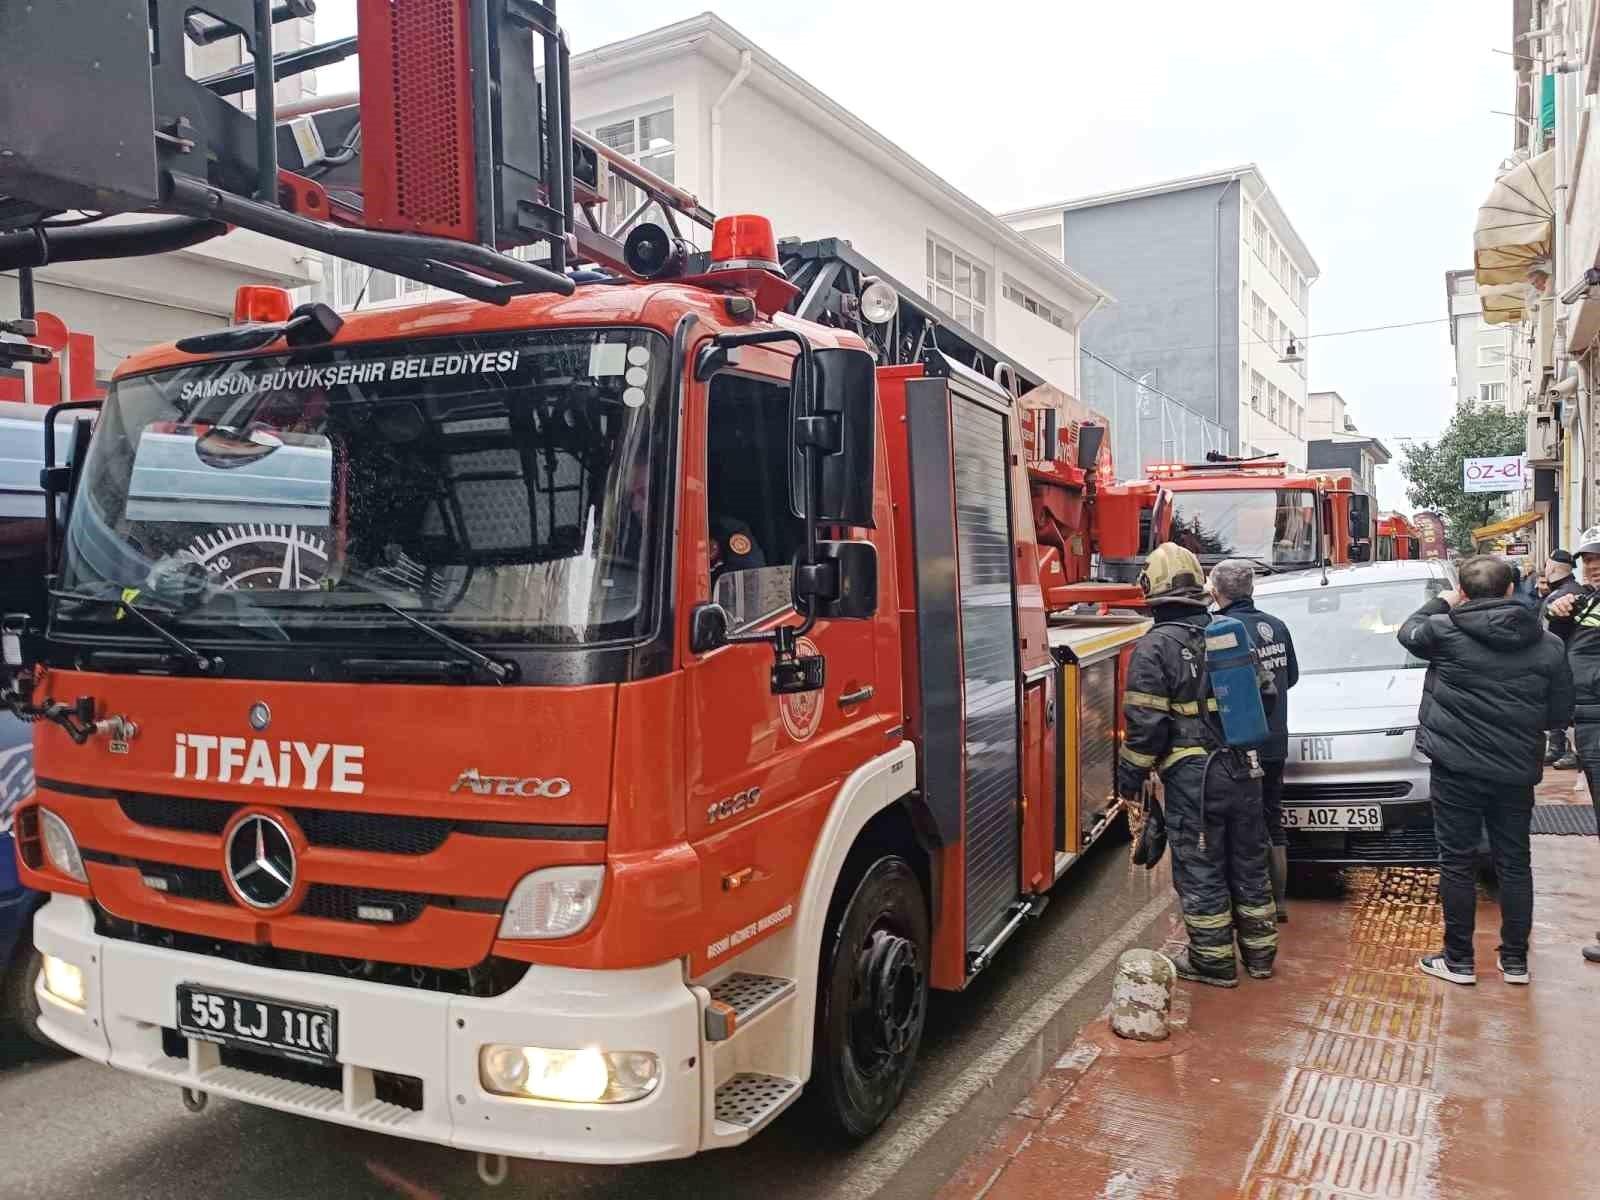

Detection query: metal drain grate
xmin=1531 ymin=805 xmax=1597 ymax=836
xmin=709 ymin=973 xmax=795 ymax=1024
xmin=713 ymin=1073 xmax=800 ymax=1132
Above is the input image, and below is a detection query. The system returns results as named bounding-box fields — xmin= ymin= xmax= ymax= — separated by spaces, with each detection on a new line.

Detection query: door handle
xmin=839 ymin=685 xmax=874 ymax=707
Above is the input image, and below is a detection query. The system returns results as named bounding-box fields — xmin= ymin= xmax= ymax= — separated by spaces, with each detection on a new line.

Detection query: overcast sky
xmin=314 ymin=1 xmax=1508 ymax=509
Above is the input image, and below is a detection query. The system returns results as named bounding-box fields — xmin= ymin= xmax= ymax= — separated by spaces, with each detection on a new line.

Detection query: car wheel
xmin=809 ymin=855 xmax=930 ymax=1141
xmin=3 ymin=944 xmax=55 ymax=1051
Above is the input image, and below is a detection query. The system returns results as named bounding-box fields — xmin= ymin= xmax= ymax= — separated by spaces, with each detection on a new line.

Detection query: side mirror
xmin=1347 ymin=494 xmax=1373 ymax=561
xmin=689 ymin=602 xmax=730 ymax=654
xmin=790 ymin=346 xmax=876 ymax=528
xmin=792 ymin=540 xmax=878 ymax=620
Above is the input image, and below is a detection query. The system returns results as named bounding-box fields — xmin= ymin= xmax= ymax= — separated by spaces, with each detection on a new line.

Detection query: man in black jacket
xmin=1398 ymin=554 xmax=1573 ymax=987
xmin=1209 ymin=559 xmax=1300 ymax=923
xmin=1119 ymin=543 xmax=1277 ymax=988
xmin=1543 ymin=531 xmax=1600 ymax=961
xmin=1542 ymin=549 xmax=1582 ymax=767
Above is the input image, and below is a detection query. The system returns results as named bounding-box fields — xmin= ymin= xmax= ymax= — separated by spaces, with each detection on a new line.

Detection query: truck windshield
xmin=1168 ymin=488 xmax=1318 ymax=567
xmin=56 ymin=328 xmax=671 ymax=648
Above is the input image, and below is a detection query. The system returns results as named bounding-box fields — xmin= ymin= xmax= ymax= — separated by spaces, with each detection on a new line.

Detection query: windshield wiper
xmin=51 ymin=590 xmax=224 ymax=675
xmin=322 ymin=575 xmax=516 ymax=685
xmin=1242 ymin=557 xmax=1281 ymax=575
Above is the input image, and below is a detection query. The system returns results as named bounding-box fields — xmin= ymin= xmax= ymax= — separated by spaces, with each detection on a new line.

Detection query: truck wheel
xmin=4 ymin=945 xmax=53 ymax=1051
xmin=810 ymin=855 xmax=929 ymax=1141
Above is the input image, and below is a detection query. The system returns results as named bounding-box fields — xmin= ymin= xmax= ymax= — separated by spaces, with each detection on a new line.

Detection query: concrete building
xmin=1445 ymin=268 xmax=1520 ymax=412
xmin=1305 ymin=390 xmax=1390 ymax=499
xmin=0 ymin=17 xmax=321 ymax=383
xmin=1002 ymin=166 xmax=1318 ymax=470
xmin=314 ymin=13 xmax=1110 ymax=397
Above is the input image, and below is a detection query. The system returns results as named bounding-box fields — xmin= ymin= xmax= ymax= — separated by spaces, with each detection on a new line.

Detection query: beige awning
xmin=1479 ymin=281 xmax=1539 ymax=327
xmin=1471 ymin=509 xmax=1543 ymax=543
xmin=1475 ymin=151 xmax=1554 ymax=290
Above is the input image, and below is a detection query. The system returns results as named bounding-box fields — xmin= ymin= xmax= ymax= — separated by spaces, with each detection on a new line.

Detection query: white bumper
xmin=33 ymin=896 xmax=704 ymax=1163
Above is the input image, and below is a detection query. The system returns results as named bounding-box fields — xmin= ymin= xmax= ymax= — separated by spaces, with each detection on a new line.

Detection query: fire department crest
xmin=1257 ymin=621 xmax=1274 ymax=642
xmin=778 ymin=637 xmax=824 ymax=742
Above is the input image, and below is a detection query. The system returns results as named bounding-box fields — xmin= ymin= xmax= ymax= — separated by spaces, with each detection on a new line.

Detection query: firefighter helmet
xmin=1577 ymin=527 xmax=1600 ymax=559
xmin=1139 ymin=542 xmax=1206 ymax=600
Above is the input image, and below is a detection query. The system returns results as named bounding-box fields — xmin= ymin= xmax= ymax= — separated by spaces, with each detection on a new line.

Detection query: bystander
xmin=1398 ymin=554 xmax=1572 ymax=986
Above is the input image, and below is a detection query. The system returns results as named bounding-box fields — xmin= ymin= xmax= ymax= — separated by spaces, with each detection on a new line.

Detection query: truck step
xmin=713 ymin=1072 xmax=802 ymax=1134
xmin=704 ymin=972 xmax=796 ymax=1041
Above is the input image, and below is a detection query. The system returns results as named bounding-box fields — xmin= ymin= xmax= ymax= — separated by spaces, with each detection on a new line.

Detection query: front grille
xmin=119 ymin=795 xmax=453 ymax=855
xmin=1282 ymin=780 xmax=1413 ymax=802
xmin=1287 ymin=823 xmax=1439 ymax=862
xmin=133 ymin=862 xmax=445 ymax=927
xmin=96 ymin=907 xmax=530 ymax=997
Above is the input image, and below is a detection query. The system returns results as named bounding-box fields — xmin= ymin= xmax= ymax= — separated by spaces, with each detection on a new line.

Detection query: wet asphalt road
xmin=0 ymin=831 xmax=1171 ymax=1200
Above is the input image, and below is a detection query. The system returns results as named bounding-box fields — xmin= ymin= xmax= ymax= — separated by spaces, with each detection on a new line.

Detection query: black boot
xmin=1268 ymin=846 xmax=1289 ymax=923
xmin=1165 ymin=946 xmax=1239 ymax=988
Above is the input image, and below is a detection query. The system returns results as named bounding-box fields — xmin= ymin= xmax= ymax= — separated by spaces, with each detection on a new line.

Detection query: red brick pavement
xmin=937 ymin=828 xmax=1600 ymax=1200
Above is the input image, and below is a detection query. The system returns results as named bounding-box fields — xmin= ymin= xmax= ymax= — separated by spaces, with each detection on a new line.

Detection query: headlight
xmin=38 ymin=808 xmax=87 ymax=883
xmin=478 ymin=1044 xmax=660 ymax=1104
xmin=41 ymin=954 xmax=85 ymax=1009
xmin=498 ymin=865 xmax=604 ymax=940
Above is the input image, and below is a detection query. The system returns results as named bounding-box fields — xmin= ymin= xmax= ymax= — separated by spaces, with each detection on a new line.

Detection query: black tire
xmin=810 ymin=855 xmax=930 ymax=1141
xmin=2 ymin=943 xmax=53 ymax=1051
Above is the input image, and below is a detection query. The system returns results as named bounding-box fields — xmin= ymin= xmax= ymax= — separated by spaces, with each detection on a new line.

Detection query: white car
xmin=1252 ymin=558 xmax=1456 ymax=867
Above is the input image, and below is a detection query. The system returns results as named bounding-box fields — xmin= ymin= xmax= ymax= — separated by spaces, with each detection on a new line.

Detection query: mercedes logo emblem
xmin=224 ymin=813 xmax=297 ymax=910
xmin=248 ymin=702 xmax=271 ymax=731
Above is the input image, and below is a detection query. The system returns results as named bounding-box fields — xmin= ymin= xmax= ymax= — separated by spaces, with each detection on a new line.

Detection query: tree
xmin=1400 ymin=404 xmax=1525 ymax=551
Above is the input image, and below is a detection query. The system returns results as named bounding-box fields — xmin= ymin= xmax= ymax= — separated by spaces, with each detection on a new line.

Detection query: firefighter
xmin=1118 ymin=542 xmax=1278 ymax=987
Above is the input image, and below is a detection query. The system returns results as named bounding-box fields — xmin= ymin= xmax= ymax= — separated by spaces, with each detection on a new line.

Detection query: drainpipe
xmin=710 ymin=50 xmax=754 ymax=210
xmin=1213 ymin=172 xmax=1242 ymax=449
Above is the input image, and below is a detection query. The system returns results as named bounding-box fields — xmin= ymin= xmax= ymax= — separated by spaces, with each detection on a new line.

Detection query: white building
xmin=315 ymin=13 xmax=1110 ymax=398
xmin=0 ymin=17 xmax=321 ymax=383
xmin=1001 ymin=167 xmax=1317 ymax=472
xmin=1445 ymin=268 xmax=1519 ymax=412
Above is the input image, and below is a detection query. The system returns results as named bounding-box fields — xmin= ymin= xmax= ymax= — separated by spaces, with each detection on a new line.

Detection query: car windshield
xmin=1169 ymin=488 xmax=1318 ymax=567
xmin=1263 ymin=578 xmax=1447 ymax=674
xmin=56 ymin=328 xmax=671 ymax=648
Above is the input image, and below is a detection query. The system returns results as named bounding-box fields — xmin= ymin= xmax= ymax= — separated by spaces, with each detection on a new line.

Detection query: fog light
xmin=39 ymin=808 xmax=87 ymax=883
xmin=478 ymin=1044 xmax=660 ymax=1104
xmin=498 ymin=865 xmax=604 ymax=940
xmin=41 ymin=954 xmax=85 ymax=1009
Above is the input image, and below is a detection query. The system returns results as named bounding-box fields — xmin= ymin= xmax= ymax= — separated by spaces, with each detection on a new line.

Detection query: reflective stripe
xmin=1240 ymin=933 xmax=1279 ymax=950
xmin=1120 ymin=746 xmax=1157 ymax=768
xmin=1159 ymin=746 xmax=1209 ymax=770
xmin=1189 ymin=943 xmax=1237 ymax=960
xmin=1171 ymin=699 xmax=1220 ymax=716
xmin=1184 ymin=910 xmax=1234 ymax=931
xmin=1124 ymin=690 xmax=1171 ymax=712
xmin=1236 ymin=903 xmax=1277 ymax=921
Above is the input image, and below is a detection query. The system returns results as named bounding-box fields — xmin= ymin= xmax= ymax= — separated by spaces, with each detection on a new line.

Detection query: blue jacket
xmin=1218 ymin=598 xmax=1299 ymax=763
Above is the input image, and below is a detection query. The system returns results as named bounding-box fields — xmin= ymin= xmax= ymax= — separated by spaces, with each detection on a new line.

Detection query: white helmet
xmin=1579 ymin=526 xmax=1600 ymax=559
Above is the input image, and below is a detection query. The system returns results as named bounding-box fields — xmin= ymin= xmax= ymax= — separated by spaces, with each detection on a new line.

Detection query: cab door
xmin=679 ymin=355 xmax=891 ymax=974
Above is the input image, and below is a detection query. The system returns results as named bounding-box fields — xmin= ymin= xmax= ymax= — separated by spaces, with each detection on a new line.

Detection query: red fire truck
xmin=1374 ymin=511 xmax=1420 ymax=561
xmin=1139 ymin=456 xmax=1372 ymax=574
xmin=0 ymin=0 xmax=1153 ymax=1169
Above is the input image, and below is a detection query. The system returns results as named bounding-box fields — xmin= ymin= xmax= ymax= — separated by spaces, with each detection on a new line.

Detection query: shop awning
xmin=1474 ymin=151 xmax=1554 ymax=323
xmin=1471 ymin=509 xmax=1543 ymax=542
xmin=1479 ymin=282 xmax=1539 ymax=327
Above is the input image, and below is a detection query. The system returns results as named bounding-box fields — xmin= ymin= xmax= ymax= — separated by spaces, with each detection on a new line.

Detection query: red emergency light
xmin=709 ymin=214 xmax=781 ymax=273
xmin=233 ymin=286 xmax=295 ymax=324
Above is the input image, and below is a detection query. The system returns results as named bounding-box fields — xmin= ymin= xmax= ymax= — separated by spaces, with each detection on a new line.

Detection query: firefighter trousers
xmin=1163 ymin=752 xmax=1278 ymax=981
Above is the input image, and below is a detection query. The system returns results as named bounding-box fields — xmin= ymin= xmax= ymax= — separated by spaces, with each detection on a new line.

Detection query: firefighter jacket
xmin=1545 ymin=587 xmax=1600 ymax=723
xmin=1216 ymin=598 xmax=1299 ymax=764
xmin=1117 ymin=603 xmax=1221 ymax=797
xmin=1542 ymin=574 xmax=1584 ymax=644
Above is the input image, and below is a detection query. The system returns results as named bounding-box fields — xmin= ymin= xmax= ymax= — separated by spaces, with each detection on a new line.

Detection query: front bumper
xmin=1285 ymin=798 xmax=1437 ymax=865
xmin=33 ymin=896 xmax=704 ymax=1163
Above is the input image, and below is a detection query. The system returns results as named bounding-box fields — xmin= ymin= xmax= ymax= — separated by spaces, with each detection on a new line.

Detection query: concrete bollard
xmin=1110 ymin=949 xmax=1175 ymax=1042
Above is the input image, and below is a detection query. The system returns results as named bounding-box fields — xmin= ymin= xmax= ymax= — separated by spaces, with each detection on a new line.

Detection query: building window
xmin=926 ymin=234 xmax=988 ymax=336
xmin=1268 ymin=383 xmax=1281 ymax=425
xmin=1267 ymin=307 xmax=1279 ymax=349
xmin=1479 ymin=382 xmax=1507 ymax=408
xmin=1277 ymin=246 xmax=1291 ymax=288
xmin=1478 ymin=340 xmax=1508 ymax=367
xmin=1002 ymin=278 xmax=1067 ymax=329
xmin=1253 ymin=214 xmax=1268 ymax=260
xmin=1251 ymin=370 xmax=1266 ymax=413
xmin=586 ymin=102 xmax=675 ymax=236
xmin=1252 ymin=293 xmax=1266 ymax=337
